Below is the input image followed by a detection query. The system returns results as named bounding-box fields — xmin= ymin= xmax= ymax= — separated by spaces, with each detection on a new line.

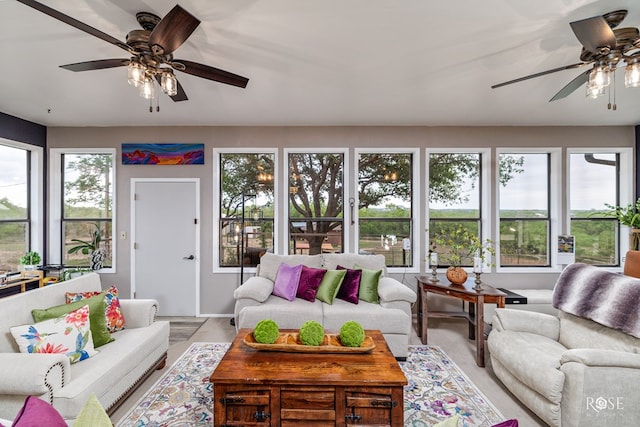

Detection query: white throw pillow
xmin=10 ymin=305 xmax=98 ymax=364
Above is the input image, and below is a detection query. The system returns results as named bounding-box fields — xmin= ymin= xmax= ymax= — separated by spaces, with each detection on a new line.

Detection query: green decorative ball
xmin=299 ymin=320 xmax=324 ymax=346
xmin=339 ymin=320 xmax=365 ymax=347
xmin=253 ymin=319 xmax=279 ymax=344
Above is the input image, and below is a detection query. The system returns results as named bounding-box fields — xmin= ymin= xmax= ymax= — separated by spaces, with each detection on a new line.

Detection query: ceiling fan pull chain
xmin=612 ymin=71 xmax=617 ymax=110
xmin=149 ymin=96 xmax=153 ymax=113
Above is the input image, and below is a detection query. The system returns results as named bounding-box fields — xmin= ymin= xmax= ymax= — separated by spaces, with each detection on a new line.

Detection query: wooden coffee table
xmin=210 ymin=328 xmax=406 ymax=426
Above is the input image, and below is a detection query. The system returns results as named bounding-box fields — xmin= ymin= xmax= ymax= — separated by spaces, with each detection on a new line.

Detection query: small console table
xmin=416 ymin=275 xmax=506 ymax=367
xmin=0 ymin=271 xmax=44 ymax=298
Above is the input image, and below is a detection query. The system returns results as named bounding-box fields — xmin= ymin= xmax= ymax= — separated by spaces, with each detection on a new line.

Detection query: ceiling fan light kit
xmin=624 ymin=58 xmax=640 ymax=88
xmin=17 ymin=0 xmax=249 ymax=111
xmin=492 ymin=9 xmax=640 ymax=109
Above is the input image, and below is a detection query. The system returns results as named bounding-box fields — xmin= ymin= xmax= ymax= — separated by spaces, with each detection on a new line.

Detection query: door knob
xmin=183 ymin=255 xmax=195 ymax=260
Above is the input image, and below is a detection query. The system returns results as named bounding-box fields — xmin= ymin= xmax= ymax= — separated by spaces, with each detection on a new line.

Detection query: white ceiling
xmin=1 ymin=0 xmax=640 ymax=127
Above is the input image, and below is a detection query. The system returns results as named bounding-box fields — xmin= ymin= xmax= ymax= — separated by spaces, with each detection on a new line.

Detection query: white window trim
xmin=495 ymin=147 xmax=561 ymax=273
xmin=567 ymin=147 xmax=633 ymax=271
xmin=355 ymin=147 xmax=420 ymax=273
xmin=49 ymin=148 xmax=116 ymax=273
xmin=426 ymin=148 xmax=492 ymax=272
xmin=0 ymin=139 xmax=44 ymax=257
xmin=212 ymin=148 xmax=278 ymax=273
xmin=284 ymin=147 xmax=349 ymax=254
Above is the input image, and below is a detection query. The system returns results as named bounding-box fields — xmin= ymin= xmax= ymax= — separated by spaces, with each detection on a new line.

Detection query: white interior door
xmin=131 ymin=179 xmax=199 ymax=316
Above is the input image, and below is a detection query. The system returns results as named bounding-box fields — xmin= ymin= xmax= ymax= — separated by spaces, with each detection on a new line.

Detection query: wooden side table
xmin=416 ymin=275 xmax=506 ymax=367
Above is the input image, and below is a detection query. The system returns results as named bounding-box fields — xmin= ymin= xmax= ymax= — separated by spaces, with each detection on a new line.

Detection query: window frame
xmin=355 ymin=148 xmax=420 ymax=271
xmin=426 ymin=148 xmax=491 ymax=271
xmin=49 ymin=148 xmax=116 ymax=273
xmin=567 ymin=147 xmax=633 ymax=270
xmin=284 ymin=147 xmax=349 ymax=255
xmin=495 ymin=147 xmax=560 ymax=273
xmin=0 ymin=139 xmax=44 ymax=268
xmin=212 ymin=148 xmax=278 ymax=273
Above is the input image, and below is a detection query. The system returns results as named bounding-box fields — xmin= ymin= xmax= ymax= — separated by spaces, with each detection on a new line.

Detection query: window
xmin=288 ymin=151 xmax=345 ymax=255
xmin=498 ymin=152 xmax=551 ymax=267
xmin=569 ymin=151 xmax=630 ymax=266
xmin=428 ymin=152 xmax=484 ymax=267
xmin=50 ymin=149 xmax=115 ymax=271
xmin=0 ymin=145 xmax=30 ymax=270
xmin=217 ymin=152 xmax=275 ymax=268
xmin=357 ymin=151 xmax=415 ymax=267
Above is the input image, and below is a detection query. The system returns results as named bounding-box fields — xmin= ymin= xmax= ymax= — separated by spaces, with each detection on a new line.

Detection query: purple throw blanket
xmin=552 ymin=263 xmax=640 ymax=338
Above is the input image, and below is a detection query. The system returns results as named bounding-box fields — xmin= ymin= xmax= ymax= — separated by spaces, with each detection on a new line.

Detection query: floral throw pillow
xmin=10 ymin=305 xmax=98 ymax=364
xmin=66 ymin=285 xmax=125 ymax=333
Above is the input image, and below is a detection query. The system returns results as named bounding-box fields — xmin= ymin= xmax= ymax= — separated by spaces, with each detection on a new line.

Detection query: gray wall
xmin=46 ymin=125 xmax=636 ymax=316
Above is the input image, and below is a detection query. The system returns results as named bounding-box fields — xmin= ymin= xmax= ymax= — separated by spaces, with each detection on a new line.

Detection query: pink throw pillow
xmin=272 ymin=263 xmax=303 ymax=301
xmin=296 ymin=266 xmax=327 ymax=302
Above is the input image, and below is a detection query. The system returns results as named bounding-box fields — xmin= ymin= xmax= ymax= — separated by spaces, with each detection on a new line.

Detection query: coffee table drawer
xmin=218 ymin=388 xmax=272 ymax=425
xmin=281 ymin=387 xmax=335 ymax=409
xmin=281 ymin=387 xmax=336 ymax=424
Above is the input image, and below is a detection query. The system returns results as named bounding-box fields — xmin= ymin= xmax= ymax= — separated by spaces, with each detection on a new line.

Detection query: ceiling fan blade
xmin=176 ymin=60 xmax=249 ymax=88
xmin=570 ymin=16 xmax=617 ymax=54
xmin=149 ymin=5 xmax=200 ymax=55
xmin=17 ymin=0 xmax=132 ymax=54
xmin=60 ymin=59 xmax=130 ymax=72
xmin=491 ymin=62 xmax=588 ymax=89
xmin=154 ymin=74 xmax=189 ymax=102
xmin=549 ymin=69 xmax=591 ymax=101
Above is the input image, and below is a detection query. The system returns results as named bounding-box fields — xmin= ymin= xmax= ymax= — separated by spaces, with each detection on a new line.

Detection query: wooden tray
xmin=243 ymin=332 xmax=375 ymax=353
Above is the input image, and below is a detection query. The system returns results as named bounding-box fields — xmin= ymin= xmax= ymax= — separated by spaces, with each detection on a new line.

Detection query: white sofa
xmin=488 ymin=263 xmax=640 ymax=427
xmin=0 ymin=272 xmax=170 ymax=422
xmin=234 ymin=253 xmax=416 ymax=359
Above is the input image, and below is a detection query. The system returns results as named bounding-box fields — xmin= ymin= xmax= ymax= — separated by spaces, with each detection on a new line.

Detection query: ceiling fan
xmin=492 ymin=10 xmax=640 ymax=106
xmin=17 ymin=0 xmax=249 ymax=107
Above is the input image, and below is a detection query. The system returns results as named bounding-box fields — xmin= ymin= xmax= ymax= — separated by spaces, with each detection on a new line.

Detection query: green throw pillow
xmin=355 ymin=265 xmax=382 ymax=304
xmin=73 ymin=393 xmax=111 ymax=427
xmin=32 ymin=292 xmax=114 ymax=348
xmin=316 ymin=269 xmax=347 ymax=304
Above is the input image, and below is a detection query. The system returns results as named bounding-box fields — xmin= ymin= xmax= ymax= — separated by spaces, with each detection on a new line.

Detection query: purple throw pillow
xmin=296 ymin=266 xmax=327 ymax=302
xmin=11 ymin=396 xmax=67 ymax=427
xmin=492 ymin=420 xmax=518 ymax=427
xmin=336 ymin=265 xmax=362 ymax=304
xmin=272 ymin=263 xmax=303 ymax=301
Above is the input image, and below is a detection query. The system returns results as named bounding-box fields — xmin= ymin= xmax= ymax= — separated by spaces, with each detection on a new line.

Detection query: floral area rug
xmin=116 ymin=343 xmax=503 ymax=427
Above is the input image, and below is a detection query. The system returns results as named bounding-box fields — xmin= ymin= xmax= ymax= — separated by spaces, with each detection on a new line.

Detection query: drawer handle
xmin=371 ymin=399 xmax=397 ymax=408
xmin=345 ymin=413 xmax=362 ymax=422
xmin=219 ymin=397 xmax=245 ymax=405
xmin=253 ymin=410 xmax=270 ymax=421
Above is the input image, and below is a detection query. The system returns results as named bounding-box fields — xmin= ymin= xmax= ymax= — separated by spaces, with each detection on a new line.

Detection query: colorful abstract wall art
xmin=122 ymin=143 xmax=205 ymax=165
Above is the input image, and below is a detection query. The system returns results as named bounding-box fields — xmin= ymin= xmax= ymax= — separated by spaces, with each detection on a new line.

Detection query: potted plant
xmin=19 ymin=251 xmax=41 ymax=271
xmin=599 ymin=198 xmax=640 ymax=250
xmin=67 ymin=223 xmax=105 ymax=271
xmin=430 ymin=224 xmax=495 ymax=285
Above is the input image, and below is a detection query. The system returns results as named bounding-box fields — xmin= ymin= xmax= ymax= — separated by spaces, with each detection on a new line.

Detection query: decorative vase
xmin=631 ymin=229 xmax=640 ymax=251
xmin=89 ymin=249 xmax=105 ymax=271
xmin=446 ymin=266 xmax=468 ymax=285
